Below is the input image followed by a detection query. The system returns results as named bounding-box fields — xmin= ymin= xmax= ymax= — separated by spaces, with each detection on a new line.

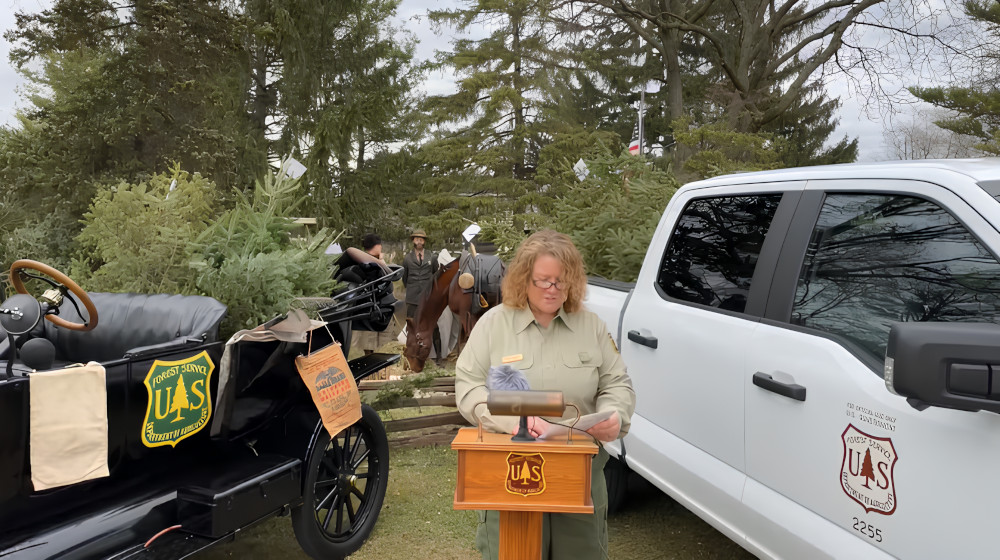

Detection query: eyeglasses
xmin=532 ymin=278 xmax=565 ymax=290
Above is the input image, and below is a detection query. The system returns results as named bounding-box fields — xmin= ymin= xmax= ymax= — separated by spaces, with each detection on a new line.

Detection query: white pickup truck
xmin=585 ymin=159 xmax=1000 ymax=560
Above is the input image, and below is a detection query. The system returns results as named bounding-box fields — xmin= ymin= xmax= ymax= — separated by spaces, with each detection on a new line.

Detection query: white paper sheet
xmin=537 ymin=409 xmax=615 ymax=440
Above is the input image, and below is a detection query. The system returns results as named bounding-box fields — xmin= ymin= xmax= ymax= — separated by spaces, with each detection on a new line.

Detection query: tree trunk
xmin=511 ymin=9 xmax=527 ymax=182
xmin=357 ymin=123 xmax=366 ymax=170
xmin=663 ymin=15 xmax=683 ymax=168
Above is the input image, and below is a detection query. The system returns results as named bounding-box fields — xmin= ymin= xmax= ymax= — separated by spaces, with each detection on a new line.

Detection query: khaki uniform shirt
xmin=455 ymin=303 xmax=635 ymax=437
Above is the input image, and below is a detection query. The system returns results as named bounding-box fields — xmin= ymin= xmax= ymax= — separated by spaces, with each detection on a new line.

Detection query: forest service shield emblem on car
xmin=141 ymin=351 xmax=214 ymax=448
xmin=506 ymin=453 xmax=546 ymax=496
xmin=841 ymin=424 xmax=898 ymax=515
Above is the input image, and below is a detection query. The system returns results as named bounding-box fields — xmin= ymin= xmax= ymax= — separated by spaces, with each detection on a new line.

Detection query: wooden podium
xmin=452 ymin=427 xmax=598 ymax=560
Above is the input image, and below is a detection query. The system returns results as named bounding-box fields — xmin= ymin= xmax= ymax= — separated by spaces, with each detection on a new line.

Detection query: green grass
xmin=377 ymin=405 xmax=455 ymax=422
xmin=198 ymin=443 xmax=753 ymax=559
xmin=350 ymin=445 xmax=479 ymax=560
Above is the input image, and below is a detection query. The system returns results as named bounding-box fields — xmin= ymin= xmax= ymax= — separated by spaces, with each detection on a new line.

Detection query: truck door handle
xmin=627 ymin=330 xmax=658 ymax=349
xmin=752 ymin=372 xmax=807 ymax=402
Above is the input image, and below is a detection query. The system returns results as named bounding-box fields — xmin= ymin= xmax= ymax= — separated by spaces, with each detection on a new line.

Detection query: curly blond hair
xmin=501 ymin=230 xmax=587 ymax=313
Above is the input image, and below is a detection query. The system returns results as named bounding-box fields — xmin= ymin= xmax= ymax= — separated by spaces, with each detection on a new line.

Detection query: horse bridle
xmin=413 ymin=328 xmax=430 ymax=353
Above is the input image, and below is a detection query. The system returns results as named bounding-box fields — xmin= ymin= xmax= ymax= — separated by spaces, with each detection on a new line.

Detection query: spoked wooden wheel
xmin=292 ymin=404 xmax=389 ymax=559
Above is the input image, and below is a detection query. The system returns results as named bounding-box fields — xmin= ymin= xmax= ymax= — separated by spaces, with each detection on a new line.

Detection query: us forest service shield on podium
xmin=506 ymin=453 xmax=546 ymax=497
xmin=141 ymin=351 xmax=215 ymax=448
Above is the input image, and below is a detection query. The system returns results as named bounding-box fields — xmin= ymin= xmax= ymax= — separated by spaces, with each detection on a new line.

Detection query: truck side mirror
xmin=886 ymin=322 xmax=1000 ymax=414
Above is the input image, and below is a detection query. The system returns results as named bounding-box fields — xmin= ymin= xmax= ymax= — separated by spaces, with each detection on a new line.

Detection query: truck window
xmin=658 ymin=194 xmax=782 ymax=312
xmin=792 ymin=193 xmax=1000 ymax=362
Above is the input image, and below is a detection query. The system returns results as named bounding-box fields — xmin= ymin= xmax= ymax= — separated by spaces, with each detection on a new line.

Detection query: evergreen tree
xmin=420 ymin=0 xmax=561 ymax=235
xmin=860 ymin=448 xmax=876 ymax=489
xmin=241 ymin=0 xmax=421 ymax=229
xmin=70 ymin=166 xmax=217 ymax=294
xmin=171 ymin=374 xmax=190 ymax=423
xmin=193 ymin=162 xmax=338 ymax=336
xmin=5 ymin=0 xmax=251 ymax=199
xmin=910 ymin=0 xmax=1000 ymax=155
xmin=763 ymin=83 xmax=859 ymax=167
xmin=550 ymin=147 xmax=678 ymax=282
xmin=565 ymin=0 xmax=970 ymax=167
xmin=671 ymin=118 xmax=785 ymax=181
xmin=2 ymin=0 xmax=421 ymax=259
xmin=545 ymin=4 xmax=653 ymax=142
xmin=2 ymin=0 xmax=253 ymax=265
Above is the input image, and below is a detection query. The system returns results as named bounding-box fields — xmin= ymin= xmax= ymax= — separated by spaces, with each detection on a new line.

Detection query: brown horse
xmin=404 ymin=254 xmax=503 ymax=372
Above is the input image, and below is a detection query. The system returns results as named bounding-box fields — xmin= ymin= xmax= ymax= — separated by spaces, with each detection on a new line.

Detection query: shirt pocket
xmin=561 ymin=351 xmax=600 ymax=404
xmin=563 ymin=350 xmax=598 ymax=368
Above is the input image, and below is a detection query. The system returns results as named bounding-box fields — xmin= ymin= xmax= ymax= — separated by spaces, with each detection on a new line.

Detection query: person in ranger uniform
xmin=455 ymin=230 xmax=635 ymax=560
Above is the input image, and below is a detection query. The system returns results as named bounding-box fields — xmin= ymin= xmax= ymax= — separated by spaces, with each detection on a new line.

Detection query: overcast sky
xmin=0 ymin=0 xmax=913 ymax=162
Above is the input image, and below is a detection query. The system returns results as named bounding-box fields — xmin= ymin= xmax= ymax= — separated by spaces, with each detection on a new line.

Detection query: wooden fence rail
xmin=384 ymin=412 xmax=468 ymax=433
xmin=361 ymin=376 xmax=471 ymax=433
xmin=359 ymin=376 xmax=457 ymax=392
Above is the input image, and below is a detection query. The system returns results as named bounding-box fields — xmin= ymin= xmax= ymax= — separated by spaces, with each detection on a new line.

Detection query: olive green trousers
xmin=475 ymin=447 xmax=610 ymax=560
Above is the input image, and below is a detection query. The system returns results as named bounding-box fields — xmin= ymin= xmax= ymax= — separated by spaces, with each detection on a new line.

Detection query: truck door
xmin=745 ymin=180 xmax=1000 ymax=559
xmin=622 ymin=184 xmax=801 ymax=524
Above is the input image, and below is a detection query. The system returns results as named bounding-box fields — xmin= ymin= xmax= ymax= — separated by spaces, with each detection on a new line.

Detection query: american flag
xmin=628 ymin=122 xmax=640 ymax=155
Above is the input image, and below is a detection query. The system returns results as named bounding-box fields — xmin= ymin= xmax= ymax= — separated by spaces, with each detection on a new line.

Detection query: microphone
xmin=485 ymin=365 xmax=566 ymax=442
xmin=487 ymin=364 xmax=531 ymax=392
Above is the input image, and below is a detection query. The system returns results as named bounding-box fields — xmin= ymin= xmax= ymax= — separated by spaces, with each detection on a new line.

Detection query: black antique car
xmin=0 ymin=254 xmax=401 ymax=560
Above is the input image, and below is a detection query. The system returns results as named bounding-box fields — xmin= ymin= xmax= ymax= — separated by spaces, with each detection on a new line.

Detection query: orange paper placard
xmin=295 ymin=342 xmax=362 ymax=437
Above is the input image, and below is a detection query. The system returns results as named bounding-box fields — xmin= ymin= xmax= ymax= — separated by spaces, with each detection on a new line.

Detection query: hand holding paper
xmin=537 ymin=409 xmax=617 ymax=441
xmin=511 ymin=416 xmax=552 ymax=439
xmin=586 ymin=411 xmax=621 ymax=442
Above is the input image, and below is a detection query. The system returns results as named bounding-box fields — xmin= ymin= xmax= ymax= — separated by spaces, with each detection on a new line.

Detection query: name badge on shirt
xmin=502 ymin=354 xmax=523 ymax=364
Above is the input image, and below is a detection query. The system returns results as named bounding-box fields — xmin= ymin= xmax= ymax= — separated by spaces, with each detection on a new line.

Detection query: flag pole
xmin=638 ymin=89 xmax=645 ymax=156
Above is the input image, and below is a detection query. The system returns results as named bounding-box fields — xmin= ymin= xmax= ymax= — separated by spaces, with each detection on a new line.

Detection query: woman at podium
xmin=455 ymin=230 xmax=636 ymax=560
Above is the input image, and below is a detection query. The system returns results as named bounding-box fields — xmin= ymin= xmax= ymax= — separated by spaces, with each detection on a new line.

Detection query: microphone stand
xmin=512 ymin=415 xmax=535 ymax=442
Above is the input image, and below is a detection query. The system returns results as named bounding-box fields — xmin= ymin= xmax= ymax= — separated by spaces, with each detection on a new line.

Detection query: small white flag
xmin=462 ymin=224 xmax=481 ymax=243
xmin=284 ymin=157 xmax=308 ymax=179
xmin=573 ymin=159 xmax=590 ymax=181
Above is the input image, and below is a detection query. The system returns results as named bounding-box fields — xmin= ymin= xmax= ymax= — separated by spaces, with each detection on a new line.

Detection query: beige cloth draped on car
xmin=29 ymin=362 xmax=110 ymax=491
xmin=210 ymin=308 xmax=326 ymax=436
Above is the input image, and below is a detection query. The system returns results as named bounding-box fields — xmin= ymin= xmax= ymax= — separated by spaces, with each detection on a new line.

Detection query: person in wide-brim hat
xmin=402 ymin=225 xmax=440 ymax=360
xmin=402 ymin=227 xmax=436 ymax=319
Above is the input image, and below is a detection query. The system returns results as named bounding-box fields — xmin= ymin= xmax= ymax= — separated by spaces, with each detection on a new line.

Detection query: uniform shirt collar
xmin=511 ymin=305 xmax=576 ymax=333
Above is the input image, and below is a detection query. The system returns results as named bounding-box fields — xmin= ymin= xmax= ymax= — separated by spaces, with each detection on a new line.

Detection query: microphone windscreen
xmin=487 ymin=365 xmax=531 ymax=392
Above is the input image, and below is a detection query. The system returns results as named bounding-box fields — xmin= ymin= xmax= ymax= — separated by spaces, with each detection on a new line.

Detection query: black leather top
xmin=40 ymin=293 xmax=228 ymax=363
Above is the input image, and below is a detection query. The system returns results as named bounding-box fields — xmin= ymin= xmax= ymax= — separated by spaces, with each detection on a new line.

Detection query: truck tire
xmin=604 ymin=456 xmax=629 ymax=514
xmin=292 ymin=404 xmax=389 ymax=560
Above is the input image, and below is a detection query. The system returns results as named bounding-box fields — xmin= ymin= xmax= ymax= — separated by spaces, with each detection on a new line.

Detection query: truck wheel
xmin=292 ymin=404 xmax=389 ymax=560
xmin=604 ymin=456 xmax=629 ymax=514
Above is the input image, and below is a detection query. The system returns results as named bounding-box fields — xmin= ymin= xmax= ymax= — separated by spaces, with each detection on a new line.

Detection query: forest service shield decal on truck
xmin=841 ymin=424 xmax=898 ymax=515
xmin=141 ymin=351 xmax=215 ymax=448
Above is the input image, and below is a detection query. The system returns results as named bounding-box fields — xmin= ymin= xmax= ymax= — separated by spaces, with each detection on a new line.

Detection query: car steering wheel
xmin=9 ymin=259 xmax=99 ymax=332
